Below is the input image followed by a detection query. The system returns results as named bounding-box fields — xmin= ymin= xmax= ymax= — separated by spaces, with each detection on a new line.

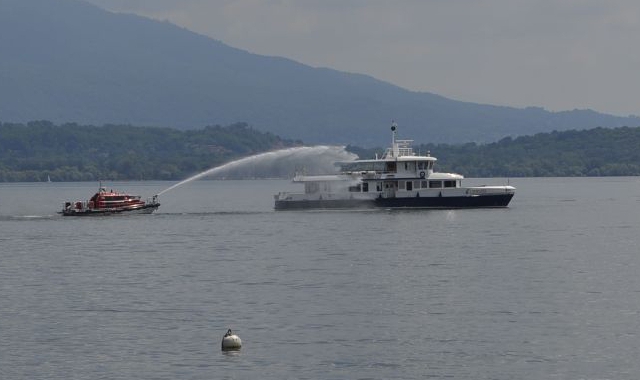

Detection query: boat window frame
xmin=429 ymin=180 xmax=442 ymax=188
xmin=305 ymin=182 xmax=319 ymax=194
xmin=385 ymin=162 xmax=397 ymax=173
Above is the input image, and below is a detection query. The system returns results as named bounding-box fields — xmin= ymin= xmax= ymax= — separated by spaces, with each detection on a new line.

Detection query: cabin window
xmin=418 ymin=162 xmax=424 ymax=170
xmin=421 ymin=180 xmax=428 ymax=189
xmin=406 ymin=181 xmax=413 ymax=191
xmin=376 ymin=182 xmax=382 ymax=191
xmin=305 ymin=182 xmax=319 ymax=194
xmin=399 ymin=181 xmax=406 ymax=190
xmin=444 ymin=180 xmax=456 ymax=188
xmin=348 ymin=184 xmax=361 ymax=192
xmin=363 ymin=182 xmax=369 ymax=192
xmin=429 ymin=180 xmax=442 ymax=188
xmin=385 ymin=162 xmax=397 ymax=173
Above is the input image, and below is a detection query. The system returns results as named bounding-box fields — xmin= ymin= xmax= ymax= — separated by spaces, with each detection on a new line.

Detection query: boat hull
xmin=61 ymin=203 xmax=160 ymax=216
xmin=274 ymin=193 xmax=513 ymax=210
xmin=274 ymin=198 xmax=375 ymax=210
xmin=374 ymin=193 xmax=514 ymax=209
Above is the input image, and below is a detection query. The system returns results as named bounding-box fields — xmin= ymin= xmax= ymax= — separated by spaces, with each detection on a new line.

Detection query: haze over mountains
xmin=1 ymin=0 xmax=638 ymax=146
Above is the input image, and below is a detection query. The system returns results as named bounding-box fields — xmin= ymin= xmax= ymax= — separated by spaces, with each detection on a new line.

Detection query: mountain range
xmin=1 ymin=0 xmax=638 ymax=146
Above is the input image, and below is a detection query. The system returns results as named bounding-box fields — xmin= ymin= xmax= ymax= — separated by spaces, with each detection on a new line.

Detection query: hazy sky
xmin=84 ymin=0 xmax=640 ymax=116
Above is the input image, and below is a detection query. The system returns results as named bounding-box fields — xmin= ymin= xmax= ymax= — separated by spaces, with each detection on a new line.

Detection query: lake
xmin=1 ymin=177 xmax=640 ymax=379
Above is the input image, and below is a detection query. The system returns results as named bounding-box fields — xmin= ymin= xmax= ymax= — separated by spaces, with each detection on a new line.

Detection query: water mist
xmin=157 ymin=146 xmax=356 ymax=196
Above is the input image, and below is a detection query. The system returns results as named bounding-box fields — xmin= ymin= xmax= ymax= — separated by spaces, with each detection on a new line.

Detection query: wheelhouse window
xmin=305 ymin=182 xmax=319 ymax=194
xmin=403 ymin=161 xmax=416 ymax=172
xmin=385 ymin=162 xmax=397 ymax=173
xmin=105 ymin=196 xmax=126 ymax=201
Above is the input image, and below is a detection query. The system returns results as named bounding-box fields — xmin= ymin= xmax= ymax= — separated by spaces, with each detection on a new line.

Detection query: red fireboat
xmin=61 ymin=184 xmax=160 ymax=216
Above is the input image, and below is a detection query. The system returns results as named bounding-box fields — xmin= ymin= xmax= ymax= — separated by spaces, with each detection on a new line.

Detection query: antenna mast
xmin=391 ymin=121 xmax=399 ymax=158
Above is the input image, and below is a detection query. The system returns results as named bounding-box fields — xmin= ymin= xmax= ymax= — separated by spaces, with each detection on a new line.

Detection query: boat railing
xmin=382 ymin=139 xmax=415 ymax=158
xmin=382 ymin=147 xmax=415 ymax=158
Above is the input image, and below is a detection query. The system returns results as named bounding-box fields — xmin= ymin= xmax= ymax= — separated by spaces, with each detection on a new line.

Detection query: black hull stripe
xmin=274 ymin=194 xmax=513 ymax=210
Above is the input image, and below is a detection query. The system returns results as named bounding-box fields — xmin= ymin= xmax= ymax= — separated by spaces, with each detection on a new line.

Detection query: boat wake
xmin=155 ymin=211 xmax=275 ymax=217
xmin=0 ymin=214 xmax=58 ymax=221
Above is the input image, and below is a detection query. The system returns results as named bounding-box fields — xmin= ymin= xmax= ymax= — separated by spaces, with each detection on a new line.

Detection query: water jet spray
xmin=157 ymin=146 xmax=356 ymax=196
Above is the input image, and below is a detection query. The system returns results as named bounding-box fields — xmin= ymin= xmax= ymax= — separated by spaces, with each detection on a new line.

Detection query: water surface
xmin=1 ymin=177 xmax=640 ymax=379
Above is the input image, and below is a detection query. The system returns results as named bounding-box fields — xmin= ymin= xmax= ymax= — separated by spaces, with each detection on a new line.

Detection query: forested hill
xmin=350 ymin=126 xmax=640 ymax=177
xmin=1 ymin=0 xmax=639 ymax=145
xmin=434 ymin=127 xmax=640 ymax=177
xmin=1 ymin=122 xmax=640 ymax=181
xmin=0 ymin=121 xmax=299 ymax=182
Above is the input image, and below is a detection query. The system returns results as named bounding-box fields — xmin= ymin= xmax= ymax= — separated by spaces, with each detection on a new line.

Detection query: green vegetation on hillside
xmin=0 ymin=121 xmax=299 ymax=182
xmin=1 ymin=122 xmax=640 ymax=181
xmin=349 ymin=126 xmax=640 ymax=177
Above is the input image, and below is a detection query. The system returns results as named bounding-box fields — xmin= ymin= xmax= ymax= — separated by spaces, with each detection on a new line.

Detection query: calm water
xmin=1 ymin=177 xmax=640 ymax=379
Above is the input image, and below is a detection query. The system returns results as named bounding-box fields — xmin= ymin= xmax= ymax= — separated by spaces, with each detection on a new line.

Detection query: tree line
xmin=0 ymin=121 xmax=299 ymax=182
xmin=348 ymin=126 xmax=640 ymax=177
xmin=1 ymin=121 xmax=639 ymax=182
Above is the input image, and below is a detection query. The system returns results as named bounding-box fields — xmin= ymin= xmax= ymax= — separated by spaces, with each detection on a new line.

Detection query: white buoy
xmin=221 ymin=329 xmax=242 ymax=351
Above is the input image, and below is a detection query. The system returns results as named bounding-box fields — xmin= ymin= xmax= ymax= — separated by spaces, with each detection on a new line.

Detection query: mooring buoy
xmin=221 ymin=329 xmax=242 ymax=351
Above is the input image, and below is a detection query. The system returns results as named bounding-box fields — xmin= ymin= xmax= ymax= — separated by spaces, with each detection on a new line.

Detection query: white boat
xmin=274 ymin=122 xmax=515 ymax=210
